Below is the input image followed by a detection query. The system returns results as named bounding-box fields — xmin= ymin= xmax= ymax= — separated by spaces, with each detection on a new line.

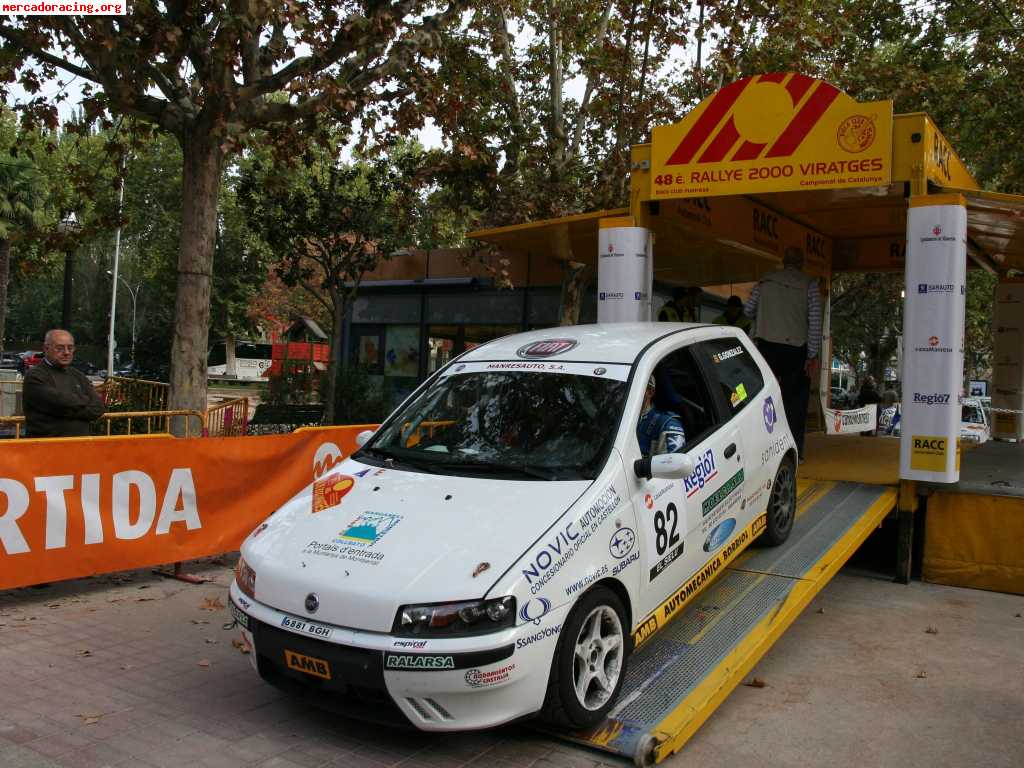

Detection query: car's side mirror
xmin=356 ymin=429 xmax=374 ymax=447
xmin=633 ymin=452 xmax=696 ymax=481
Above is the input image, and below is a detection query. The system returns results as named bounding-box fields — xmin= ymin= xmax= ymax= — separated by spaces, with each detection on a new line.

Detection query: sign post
xmin=597 ymin=218 xmax=652 ymax=323
xmin=899 ymin=195 xmax=967 ymax=482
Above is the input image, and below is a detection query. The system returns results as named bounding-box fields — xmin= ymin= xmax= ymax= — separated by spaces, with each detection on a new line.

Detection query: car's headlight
xmin=235 ymin=556 xmax=256 ymax=600
xmin=393 ymin=596 xmax=516 ymax=637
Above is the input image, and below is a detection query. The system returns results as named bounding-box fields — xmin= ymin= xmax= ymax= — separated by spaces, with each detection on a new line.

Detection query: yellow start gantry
xmin=469 ymin=72 xmax=1024 ymax=286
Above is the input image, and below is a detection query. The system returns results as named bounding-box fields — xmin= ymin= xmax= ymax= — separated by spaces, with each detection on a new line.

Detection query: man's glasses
xmin=50 ymin=345 xmax=75 ymax=352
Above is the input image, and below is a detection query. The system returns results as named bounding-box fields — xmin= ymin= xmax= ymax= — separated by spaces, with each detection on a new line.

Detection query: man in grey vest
xmin=744 ymin=246 xmax=823 ymax=460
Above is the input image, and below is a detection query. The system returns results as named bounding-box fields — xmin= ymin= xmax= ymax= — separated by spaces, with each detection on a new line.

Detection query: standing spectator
xmin=658 ymin=286 xmax=701 ymax=322
xmin=745 ymin=246 xmax=822 ymax=460
xmin=857 ymin=376 xmax=884 ymax=436
xmin=713 ymin=296 xmax=753 ymax=335
xmin=23 ymin=329 xmax=105 ymax=438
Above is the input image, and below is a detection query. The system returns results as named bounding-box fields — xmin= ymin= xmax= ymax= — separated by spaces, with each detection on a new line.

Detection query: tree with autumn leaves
xmin=0 ymin=1 xmax=466 ymax=424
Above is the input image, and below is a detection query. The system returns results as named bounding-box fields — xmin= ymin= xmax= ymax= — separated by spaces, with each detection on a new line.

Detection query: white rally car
xmin=230 ymin=323 xmax=797 ymax=731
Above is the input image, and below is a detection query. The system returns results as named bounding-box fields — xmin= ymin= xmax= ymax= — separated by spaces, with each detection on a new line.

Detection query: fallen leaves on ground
xmin=816 ymin=607 xmax=825 ymax=614
xmin=743 ymin=677 xmax=767 ymax=688
xmin=231 ymin=639 xmax=251 ymax=655
xmin=915 ymin=670 xmax=928 ymax=679
xmin=925 ymin=626 xmax=938 ymax=634
xmin=120 ymin=664 xmax=135 ymax=671
xmin=197 ymin=659 xmax=211 ymax=668
xmin=77 ymin=649 xmax=93 ymax=657
xmin=205 ymin=638 xmax=217 ymax=644
xmin=200 ymin=597 xmax=225 ymax=612
xmin=136 ymin=597 xmax=155 ymax=603
xmin=76 ymin=713 xmax=103 ymax=725
xmin=191 ymin=619 xmax=210 ymax=625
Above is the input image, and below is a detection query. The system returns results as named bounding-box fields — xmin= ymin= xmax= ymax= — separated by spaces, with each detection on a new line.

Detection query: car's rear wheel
xmin=541 ymin=586 xmax=629 ymax=729
xmin=762 ymin=455 xmax=796 ymax=546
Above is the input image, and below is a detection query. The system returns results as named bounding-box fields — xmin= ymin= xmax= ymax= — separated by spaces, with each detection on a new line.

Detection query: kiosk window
xmin=701 ymin=339 xmax=764 ymax=414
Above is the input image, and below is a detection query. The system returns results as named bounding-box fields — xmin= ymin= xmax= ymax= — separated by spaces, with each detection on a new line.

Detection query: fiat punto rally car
xmin=230 ymin=323 xmax=797 ymax=731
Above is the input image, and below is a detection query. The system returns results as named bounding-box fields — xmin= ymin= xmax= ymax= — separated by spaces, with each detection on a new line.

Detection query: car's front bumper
xmin=228 ymin=582 xmax=566 ymax=731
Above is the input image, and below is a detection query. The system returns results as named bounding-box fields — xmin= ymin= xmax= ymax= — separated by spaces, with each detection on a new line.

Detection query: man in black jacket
xmin=23 ymin=329 xmax=105 ymax=438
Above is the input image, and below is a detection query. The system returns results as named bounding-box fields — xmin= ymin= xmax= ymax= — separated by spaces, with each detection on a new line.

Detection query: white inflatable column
xmin=899 ymin=195 xmax=967 ymax=482
xmin=992 ymin=278 xmax=1024 ymax=440
xmin=597 ymin=219 xmax=652 ymax=323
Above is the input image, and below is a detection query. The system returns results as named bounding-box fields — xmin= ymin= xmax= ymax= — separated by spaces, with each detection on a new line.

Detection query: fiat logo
xmin=516 ymin=339 xmax=578 ymax=359
xmin=305 ymin=593 xmax=319 ymax=614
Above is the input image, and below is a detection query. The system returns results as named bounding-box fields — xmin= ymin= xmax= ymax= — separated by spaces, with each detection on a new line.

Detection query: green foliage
xmin=265 ymin=362 xmax=323 ymax=407
xmin=332 ymin=365 xmax=391 ymax=426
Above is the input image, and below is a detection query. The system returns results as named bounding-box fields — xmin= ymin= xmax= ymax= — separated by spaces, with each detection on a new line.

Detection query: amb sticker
xmin=285 ymin=650 xmax=331 ymax=680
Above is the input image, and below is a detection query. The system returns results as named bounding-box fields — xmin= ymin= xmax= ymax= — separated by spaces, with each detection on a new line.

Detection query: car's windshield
xmin=962 ymin=404 xmax=985 ymax=424
xmin=361 ymin=362 xmax=631 ymax=480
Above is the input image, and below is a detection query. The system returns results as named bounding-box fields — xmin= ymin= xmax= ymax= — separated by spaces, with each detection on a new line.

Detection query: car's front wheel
xmin=541 ymin=586 xmax=630 ymax=729
xmin=763 ymin=454 xmax=796 ymax=546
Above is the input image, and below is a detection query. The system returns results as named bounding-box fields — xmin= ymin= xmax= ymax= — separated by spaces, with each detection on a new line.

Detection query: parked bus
xmin=207 ymin=340 xmax=273 ymax=379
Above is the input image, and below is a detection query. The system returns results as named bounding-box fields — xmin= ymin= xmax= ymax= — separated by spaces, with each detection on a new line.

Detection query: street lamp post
xmin=58 ymin=212 xmax=80 ymax=329
xmin=108 ymin=271 xmax=142 ymax=368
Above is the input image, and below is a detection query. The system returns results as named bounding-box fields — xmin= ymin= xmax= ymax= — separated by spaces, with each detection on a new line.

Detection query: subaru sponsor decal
xmin=612 ymin=550 xmax=639 ymax=577
xmin=763 ymin=396 xmax=777 ymax=434
xmin=684 ymin=448 xmax=718 ymax=497
xmin=519 ymin=597 xmax=552 ymax=624
xmin=703 ymin=518 xmax=737 ymax=552
xmin=609 ymin=527 xmax=636 ymax=559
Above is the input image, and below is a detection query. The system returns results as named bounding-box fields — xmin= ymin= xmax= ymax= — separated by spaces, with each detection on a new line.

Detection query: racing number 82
xmin=654 ymin=503 xmax=680 ymax=555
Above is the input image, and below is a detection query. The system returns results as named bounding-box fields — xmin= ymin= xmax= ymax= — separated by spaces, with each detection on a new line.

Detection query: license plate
xmin=281 ymin=615 xmax=333 ymax=639
xmin=284 ymin=649 xmax=332 ymax=680
xmin=230 ymin=602 xmax=249 ymax=629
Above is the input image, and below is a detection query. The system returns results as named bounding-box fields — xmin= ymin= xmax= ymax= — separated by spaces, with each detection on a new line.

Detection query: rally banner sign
xmin=899 ymin=195 xmax=967 ymax=482
xmin=821 ymin=402 xmax=877 ymax=435
xmin=597 ymin=220 xmax=651 ymax=323
xmin=0 ymin=425 xmax=370 ymax=590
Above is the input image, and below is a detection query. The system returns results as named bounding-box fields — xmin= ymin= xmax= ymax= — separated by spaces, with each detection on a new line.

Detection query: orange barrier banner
xmin=0 ymin=425 xmax=372 ymax=590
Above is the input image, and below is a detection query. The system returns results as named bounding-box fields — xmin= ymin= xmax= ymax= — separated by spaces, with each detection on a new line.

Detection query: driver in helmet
xmin=637 ymin=374 xmax=686 ymax=456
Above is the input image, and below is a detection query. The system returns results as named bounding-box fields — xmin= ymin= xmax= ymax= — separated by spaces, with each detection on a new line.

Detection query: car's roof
xmin=461 ymin=323 xmax=713 ymax=365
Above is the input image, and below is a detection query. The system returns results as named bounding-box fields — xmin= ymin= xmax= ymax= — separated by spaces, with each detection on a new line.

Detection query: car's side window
xmin=698 ymin=338 xmax=765 ymax=416
xmin=647 ymin=346 xmax=722 ymax=449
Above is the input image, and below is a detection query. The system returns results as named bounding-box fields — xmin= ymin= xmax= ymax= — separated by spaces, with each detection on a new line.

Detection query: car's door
xmin=693 ymin=336 xmax=772 ymax=538
xmin=629 ymin=339 xmax=744 ymax=620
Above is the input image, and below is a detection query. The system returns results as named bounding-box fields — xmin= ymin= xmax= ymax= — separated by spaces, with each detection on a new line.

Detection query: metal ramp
xmin=561 ymin=480 xmax=898 ymax=766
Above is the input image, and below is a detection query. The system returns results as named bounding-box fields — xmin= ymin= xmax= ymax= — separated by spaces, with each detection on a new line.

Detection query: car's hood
xmin=242 ymin=460 xmax=590 ymax=632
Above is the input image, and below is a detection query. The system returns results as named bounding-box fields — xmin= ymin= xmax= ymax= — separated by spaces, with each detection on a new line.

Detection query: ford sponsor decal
xmin=703 ymin=518 xmax=737 ymax=552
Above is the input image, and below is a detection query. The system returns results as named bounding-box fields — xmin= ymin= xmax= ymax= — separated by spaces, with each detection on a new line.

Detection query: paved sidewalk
xmin=0 ymin=562 xmax=1020 ymax=768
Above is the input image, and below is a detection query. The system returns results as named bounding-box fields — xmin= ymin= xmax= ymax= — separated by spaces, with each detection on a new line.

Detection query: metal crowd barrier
xmin=97 ymin=376 xmax=170 ymax=411
xmin=205 ymin=397 xmax=250 ymax=437
xmin=0 ymin=409 xmax=206 ymax=440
